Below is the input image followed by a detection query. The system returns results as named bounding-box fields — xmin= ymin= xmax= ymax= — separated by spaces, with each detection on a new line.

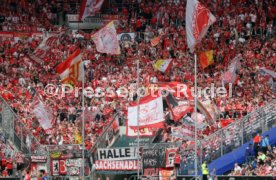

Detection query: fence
xmin=178 ymin=100 xmax=276 ymax=175
xmin=0 ymin=97 xmax=48 ymax=155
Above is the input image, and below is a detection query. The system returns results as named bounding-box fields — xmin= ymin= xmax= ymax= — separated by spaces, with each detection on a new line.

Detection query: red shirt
xmin=253 ymin=135 xmax=261 ymax=144
xmin=174 ymin=154 xmax=180 ymax=164
xmin=2 ymin=158 xmax=6 ymax=166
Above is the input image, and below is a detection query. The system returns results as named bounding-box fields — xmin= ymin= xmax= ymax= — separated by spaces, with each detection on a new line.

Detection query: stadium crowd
xmin=231 ymin=143 xmax=276 ymax=176
xmin=0 ymin=0 xmax=275 ymax=177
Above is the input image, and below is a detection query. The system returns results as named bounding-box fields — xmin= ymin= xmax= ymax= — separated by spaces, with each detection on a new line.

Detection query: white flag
xmin=32 ymin=100 xmax=53 ymax=130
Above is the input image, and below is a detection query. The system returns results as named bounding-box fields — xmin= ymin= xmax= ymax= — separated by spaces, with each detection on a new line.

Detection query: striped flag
xmin=186 ymin=0 xmax=216 ymax=52
xmin=199 ymin=50 xmax=214 ymax=69
xmin=91 ymin=21 xmax=121 ymax=55
xmin=153 ymin=59 xmax=173 ymax=73
xmin=56 ymin=49 xmax=84 ymax=85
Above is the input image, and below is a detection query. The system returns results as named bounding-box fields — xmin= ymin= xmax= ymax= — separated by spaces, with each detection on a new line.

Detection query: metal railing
xmin=178 ymin=100 xmax=276 ymax=175
xmin=0 ymin=96 xmax=47 ymax=155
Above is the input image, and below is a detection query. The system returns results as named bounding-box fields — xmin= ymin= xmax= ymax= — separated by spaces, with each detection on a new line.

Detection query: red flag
xmin=186 ymin=0 xmax=216 ymax=52
xmin=56 ymin=49 xmax=84 ymax=85
xmin=127 ymin=93 xmax=164 ymax=129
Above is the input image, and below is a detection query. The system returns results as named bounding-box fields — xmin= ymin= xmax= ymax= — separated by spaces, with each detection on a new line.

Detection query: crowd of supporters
xmin=231 ymin=135 xmax=276 ymax=176
xmin=0 ymin=0 xmax=275 ymax=177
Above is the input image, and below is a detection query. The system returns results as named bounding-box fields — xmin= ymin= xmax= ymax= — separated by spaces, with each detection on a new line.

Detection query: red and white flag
xmin=56 ymin=49 xmax=84 ymax=84
xmin=79 ymin=0 xmax=104 ymax=20
xmin=91 ymin=21 xmax=121 ymax=54
xmin=186 ymin=0 xmax=216 ymax=52
xmin=166 ymin=93 xmax=193 ymax=121
xmin=127 ymin=93 xmax=164 ymax=129
xmin=30 ymin=31 xmax=64 ymax=64
xmin=32 ymin=100 xmax=53 ymax=130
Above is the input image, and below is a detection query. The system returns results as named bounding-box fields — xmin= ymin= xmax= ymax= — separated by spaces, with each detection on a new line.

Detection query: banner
xmin=32 ymin=100 xmax=53 ymax=130
xmin=142 ymin=148 xmax=166 ymax=169
xmin=127 ymin=94 xmax=164 ymax=129
xmin=117 ymin=33 xmax=135 ymax=42
xmin=51 ymin=159 xmax=87 ymax=176
xmin=30 ymin=31 xmax=63 ymax=64
xmin=95 ymin=160 xmax=139 ymax=170
xmin=186 ymin=0 xmax=216 ymax=52
xmin=165 ymin=148 xmax=178 ymax=168
xmin=31 ymin=156 xmax=47 ymax=163
xmin=67 ymin=167 xmax=80 ymax=176
xmin=66 ymin=159 xmax=82 ymax=167
xmin=91 ymin=21 xmax=121 ymax=54
xmin=97 ymin=147 xmax=138 ymax=161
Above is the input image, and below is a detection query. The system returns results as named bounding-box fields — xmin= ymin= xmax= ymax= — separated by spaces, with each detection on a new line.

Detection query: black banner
xmin=142 ymin=148 xmax=166 ymax=169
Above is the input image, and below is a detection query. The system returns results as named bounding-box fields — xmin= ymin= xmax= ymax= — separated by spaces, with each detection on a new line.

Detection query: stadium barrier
xmin=0 ymin=96 xmax=48 ymax=155
xmin=178 ymin=100 xmax=276 ymax=175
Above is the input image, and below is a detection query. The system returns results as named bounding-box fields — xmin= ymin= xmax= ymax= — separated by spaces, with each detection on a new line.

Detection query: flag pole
xmin=82 ymin=62 xmax=85 ymax=179
xmin=78 ymin=2 xmax=85 ymax=178
xmin=136 ymin=58 xmax=141 ymax=180
xmin=194 ymin=53 xmax=198 ymax=179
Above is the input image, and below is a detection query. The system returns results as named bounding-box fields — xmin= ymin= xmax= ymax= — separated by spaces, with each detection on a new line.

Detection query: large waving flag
xmin=127 ymin=93 xmax=164 ymax=129
xmin=30 ymin=31 xmax=64 ymax=64
xmin=91 ymin=21 xmax=121 ymax=55
xmin=32 ymin=100 xmax=53 ymax=130
xmin=56 ymin=49 xmax=84 ymax=85
xmin=79 ymin=0 xmax=104 ymax=20
xmin=186 ymin=0 xmax=216 ymax=52
xmin=199 ymin=50 xmax=214 ymax=69
xmin=153 ymin=59 xmax=173 ymax=73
